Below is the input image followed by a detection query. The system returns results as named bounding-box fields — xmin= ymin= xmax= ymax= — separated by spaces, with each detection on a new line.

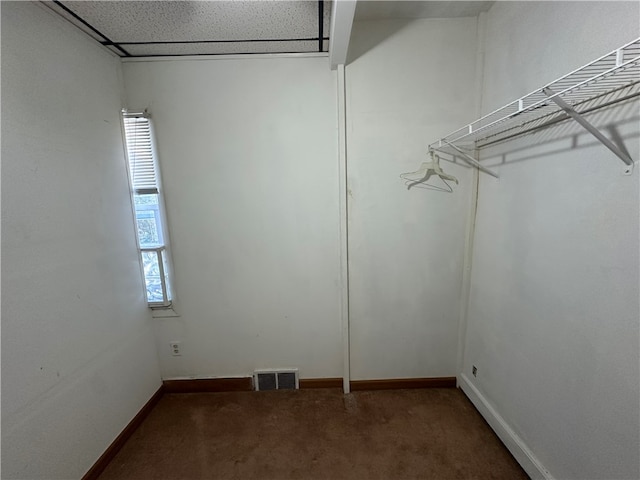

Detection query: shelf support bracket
xmin=543 ymin=87 xmax=634 ymax=173
xmin=443 ymin=141 xmax=500 ymax=179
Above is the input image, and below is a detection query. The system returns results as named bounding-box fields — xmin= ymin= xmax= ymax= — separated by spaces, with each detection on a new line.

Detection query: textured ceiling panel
xmin=323 ymin=1 xmax=331 ymax=39
xmin=46 ymin=1 xmax=496 ymax=57
xmin=355 ymin=1 xmax=494 ymax=20
xmin=46 ymin=0 xmax=331 ymax=56
xmin=125 ymin=40 xmax=321 ymax=56
xmin=59 ymin=1 xmax=323 ymax=42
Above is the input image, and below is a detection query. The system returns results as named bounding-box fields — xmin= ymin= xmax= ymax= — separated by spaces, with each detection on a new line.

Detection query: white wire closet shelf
xmin=428 ymin=37 xmax=640 ymax=176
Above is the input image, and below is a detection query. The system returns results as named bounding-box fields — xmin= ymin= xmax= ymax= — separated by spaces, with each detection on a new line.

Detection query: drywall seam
xmin=456 ymin=12 xmax=486 ymax=377
xmin=337 ymin=64 xmax=351 ymax=394
xmin=459 ymin=374 xmax=554 ymax=480
xmin=473 ymin=12 xmax=488 ymax=123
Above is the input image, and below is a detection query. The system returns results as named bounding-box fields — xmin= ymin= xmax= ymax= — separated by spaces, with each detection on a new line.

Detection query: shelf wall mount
xmin=542 ymin=87 xmax=634 ymax=174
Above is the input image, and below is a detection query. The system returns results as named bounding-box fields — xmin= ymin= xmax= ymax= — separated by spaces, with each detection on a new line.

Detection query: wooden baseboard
xmin=350 ymin=377 xmax=456 ymax=391
xmin=82 ymin=385 xmax=164 ymax=480
xmin=164 ymin=377 xmax=343 ymax=392
xmin=163 ymin=377 xmax=253 ymax=393
xmin=299 ymin=377 xmax=343 ymax=389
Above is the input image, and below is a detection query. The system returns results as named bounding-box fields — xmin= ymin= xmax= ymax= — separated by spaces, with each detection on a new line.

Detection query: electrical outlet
xmin=170 ymin=342 xmax=181 ymax=356
xmin=472 ymin=365 xmax=478 ymax=377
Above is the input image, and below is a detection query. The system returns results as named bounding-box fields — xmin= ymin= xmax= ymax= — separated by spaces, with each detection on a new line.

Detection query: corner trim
xmin=163 ymin=377 xmax=253 ymax=393
xmin=458 ymin=374 xmax=553 ymax=480
xmin=81 ymin=385 xmax=164 ymax=480
xmin=299 ymin=377 xmax=343 ymax=389
xmin=350 ymin=376 xmax=456 ymax=391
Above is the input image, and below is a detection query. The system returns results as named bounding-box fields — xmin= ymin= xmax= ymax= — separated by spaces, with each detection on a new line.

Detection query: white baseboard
xmin=458 ymin=374 xmax=553 ymax=480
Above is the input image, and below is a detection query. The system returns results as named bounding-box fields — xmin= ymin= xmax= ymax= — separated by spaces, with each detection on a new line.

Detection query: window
xmin=122 ymin=111 xmax=173 ymax=307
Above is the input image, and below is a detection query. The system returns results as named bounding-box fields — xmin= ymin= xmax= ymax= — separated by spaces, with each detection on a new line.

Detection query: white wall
xmin=4 ymin=2 xmax=637 ymax=478
xmin=345 ymin=18 xmax=479 ymax=379
xmin=122 ymin=56 xmax=343 ymax=379
xmin=462 ymin=2 xmax=639 ymax=479
xmin=1 ymin=3 xmax=162 ymax=478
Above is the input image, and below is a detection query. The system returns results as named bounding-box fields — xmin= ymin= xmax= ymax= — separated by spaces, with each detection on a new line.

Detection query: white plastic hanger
xmin=400 ymin=150 xmax=458 ymax=192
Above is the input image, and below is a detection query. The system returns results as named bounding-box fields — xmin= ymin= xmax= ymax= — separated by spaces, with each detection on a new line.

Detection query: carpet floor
xmin=98 ymin=388 xmax=529 ymax=479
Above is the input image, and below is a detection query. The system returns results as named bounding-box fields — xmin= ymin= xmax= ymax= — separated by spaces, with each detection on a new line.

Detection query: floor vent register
xmin=253 ymin=369 xmax=299 ymax=391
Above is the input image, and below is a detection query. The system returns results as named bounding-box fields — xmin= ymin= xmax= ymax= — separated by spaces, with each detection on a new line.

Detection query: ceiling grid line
xmin=46 ymin=1 xmax=494 ymax=58
xmin=46 ymin=1 xmax=332 ymax=57
xmin=52 ymin=0 xmax=131 ymax=56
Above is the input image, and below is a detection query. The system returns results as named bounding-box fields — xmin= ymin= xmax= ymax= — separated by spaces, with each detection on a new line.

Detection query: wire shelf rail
xmin=428 ymin=37 xmax=640 ymax=175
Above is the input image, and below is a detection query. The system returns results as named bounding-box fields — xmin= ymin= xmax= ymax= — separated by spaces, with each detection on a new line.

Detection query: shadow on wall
xmin=409 ymin=88 xmax=639 ymax=183
xmin=346 ymin=19 xmax=416 ymax=65
xmin=479 ymin=89 xmax=640 ymax=169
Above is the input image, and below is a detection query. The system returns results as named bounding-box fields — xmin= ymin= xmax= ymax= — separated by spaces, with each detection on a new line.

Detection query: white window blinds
xmin=123 ymin=115 xmax=158 ymax=193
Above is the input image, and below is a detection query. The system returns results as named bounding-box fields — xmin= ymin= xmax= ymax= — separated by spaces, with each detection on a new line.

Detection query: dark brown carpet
xmin=98 ymin=388 xmax=528 ymax=479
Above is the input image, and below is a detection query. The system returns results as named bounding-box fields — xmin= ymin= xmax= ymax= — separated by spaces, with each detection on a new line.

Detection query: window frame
xmin=121 ymin=109 xmax=175 ymax=309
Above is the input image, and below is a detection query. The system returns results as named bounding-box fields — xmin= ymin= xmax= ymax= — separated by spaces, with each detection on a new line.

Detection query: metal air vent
xmin=253 ymin=369 xmax=299 ymax=391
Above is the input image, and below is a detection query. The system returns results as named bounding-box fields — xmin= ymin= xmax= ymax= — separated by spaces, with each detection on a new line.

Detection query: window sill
xmin=150 ymin=306 xmax=180 ymax=318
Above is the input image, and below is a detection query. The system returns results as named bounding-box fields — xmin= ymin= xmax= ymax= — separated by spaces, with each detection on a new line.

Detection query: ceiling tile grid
xmin=45 ymin=0 xmax=332 ymax=57
xmin=45 ymin=1 xmax=496 ymax=58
